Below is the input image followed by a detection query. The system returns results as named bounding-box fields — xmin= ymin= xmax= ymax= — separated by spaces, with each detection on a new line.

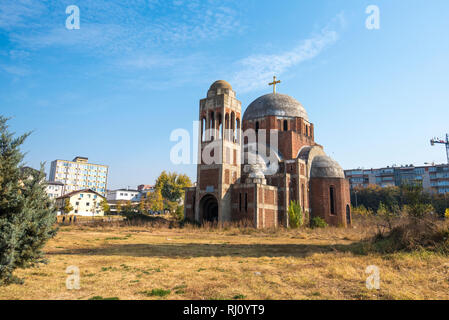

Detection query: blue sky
xmin=1 ymin=0 xmax=449 ymax=189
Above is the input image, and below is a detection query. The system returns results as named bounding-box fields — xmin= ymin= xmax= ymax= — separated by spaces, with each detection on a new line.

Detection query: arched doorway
xmin=346 ymin=205 xmax=351 ymax=226
xmin=200 ymin=194 xmax=219 ymax=223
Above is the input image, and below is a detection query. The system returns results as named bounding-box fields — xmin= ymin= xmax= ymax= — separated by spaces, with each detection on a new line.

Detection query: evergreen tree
xmin=0 ymin=117 xmax=57 ymax=285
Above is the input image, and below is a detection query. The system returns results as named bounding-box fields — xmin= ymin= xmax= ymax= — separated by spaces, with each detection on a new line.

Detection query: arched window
xmin=210 ymin=111 xmax=215 ymax=140
xmin=244 ymin=193 xmax=248 ymax=212
xmin=201 ymin=117 xmax=206 ymax=142
xmin=231 ymin=112 xmax=235 ymax=142
xmin=283 ymin=120 xmax=288 ymax=131
xmin=218 ymin=113 xmax=222 ymax=140
xmin=235 ymin=118 xmax=240 ymax=143
xmin=330 ymin=186 xmax=336 ymax=215
xmin=225 ymin=113 xmax=230 ymax=141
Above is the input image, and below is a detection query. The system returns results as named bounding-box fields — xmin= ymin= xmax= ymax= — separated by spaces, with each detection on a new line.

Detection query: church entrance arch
xmin=200 ymin=194 xmax=219 ymax=223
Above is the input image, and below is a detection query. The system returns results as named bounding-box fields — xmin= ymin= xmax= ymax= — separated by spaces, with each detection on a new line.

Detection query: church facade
xmin=184 ymin=79 xmax=351 ymax=228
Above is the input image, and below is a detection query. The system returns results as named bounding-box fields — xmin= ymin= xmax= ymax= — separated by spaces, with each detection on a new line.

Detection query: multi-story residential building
xmin=345 ymin=164 xmax=449 ymax=194
xmin=56 ymin=189 xmax=105 ymax=216
xmin=49 ymin=156 xmax=108 ymax=196
xmin=429 ymin=164 xmax=449 ymax=194
xmin=44 ymin=181 xmax=65 ymax=199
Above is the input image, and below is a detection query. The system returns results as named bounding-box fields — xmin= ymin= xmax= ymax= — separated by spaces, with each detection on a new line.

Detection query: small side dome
xmin=209 ymin=80 xmax=233 ymax=91
xmin=311 ymin=155 xmax=345 ymax=179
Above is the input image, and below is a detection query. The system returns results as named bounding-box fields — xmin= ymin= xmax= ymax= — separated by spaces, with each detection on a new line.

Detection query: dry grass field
xmin=1 ymin=217 xmax=448 ymax=300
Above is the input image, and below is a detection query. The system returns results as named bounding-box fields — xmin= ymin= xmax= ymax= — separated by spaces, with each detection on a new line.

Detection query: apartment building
xmin=44 ymin=181 xmax=65 ymax=199
xmin=49 ymin=156 xmax=108 ymax=196
xmin=345 ymin=164 xmax=449 ymax=194
xmin=56 ymin=189 xmax=105 ymax=216
xmin=106 ymin=188 xmax=141 ymax=202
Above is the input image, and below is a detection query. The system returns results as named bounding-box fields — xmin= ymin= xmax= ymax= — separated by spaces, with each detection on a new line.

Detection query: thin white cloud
xmin=0 ymin=0 xmax=46 ymax=29
xmin=231 ymin=15 xmax=345 ymax=93
xmin=3 ymin=0 xmax=242 ymax=53
xmin=0 ymin=64 xmax=29 ymax=76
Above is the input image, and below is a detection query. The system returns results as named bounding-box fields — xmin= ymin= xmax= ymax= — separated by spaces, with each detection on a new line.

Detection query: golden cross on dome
xmin=269 ymin=76 xmax=281 ymax=94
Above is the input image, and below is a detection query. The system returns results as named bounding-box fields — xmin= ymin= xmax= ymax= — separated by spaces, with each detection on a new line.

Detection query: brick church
xmin=184 ymin=79 xmax=351 ymax=228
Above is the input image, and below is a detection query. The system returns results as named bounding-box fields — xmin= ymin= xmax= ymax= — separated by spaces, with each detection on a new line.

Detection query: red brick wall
xmin=199 ymin=169 xmax=220 ymax=190
xmin=310 ymin=178 xmax=351 ymax=227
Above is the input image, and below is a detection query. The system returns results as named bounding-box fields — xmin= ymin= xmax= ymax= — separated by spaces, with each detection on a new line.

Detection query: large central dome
xmin=243 ymin=93 xmax=308 ymax=121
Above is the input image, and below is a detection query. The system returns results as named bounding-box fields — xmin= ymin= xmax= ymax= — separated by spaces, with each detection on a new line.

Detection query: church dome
xmin=243 ymin=93 xmax=308 ymax=121
xmin=209 ymin=80 xmax=233 ymax=91
xmin=310 ymin=155 xmax=345 ymax=179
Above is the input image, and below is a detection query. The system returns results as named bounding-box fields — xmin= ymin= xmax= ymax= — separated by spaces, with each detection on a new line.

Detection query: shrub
xmin=372 ymin=217 xmax=449 ymax=254
xmin=445 ymin=208 xmax=449 ymax=219
xmin=310 ymin=217 xmax=328 ymax=229
xmin=288 ymin=201 xmax=303 ymax=228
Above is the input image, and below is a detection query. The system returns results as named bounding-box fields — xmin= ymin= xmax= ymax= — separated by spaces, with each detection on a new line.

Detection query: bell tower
xmin=194 ymin=80 xmax=242 ymax=223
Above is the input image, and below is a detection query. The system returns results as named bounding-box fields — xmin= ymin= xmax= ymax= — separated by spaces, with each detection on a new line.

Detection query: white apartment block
xmin=49 ymin=156 xmax=108 ymax=196
xmin=45 ymin=181 xmax=65 ymax=199
xmin=107 ymin=188 xmax=141 ymax=202
xmin=56 ymin=189 xmax=105 ymax=216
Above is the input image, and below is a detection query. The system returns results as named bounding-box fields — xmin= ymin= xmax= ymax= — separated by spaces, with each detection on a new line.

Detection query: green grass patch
xmin=88 ymin=296 xmax=119 ymax=300
xmin=139 ymin=289 xmax=171 ymax=297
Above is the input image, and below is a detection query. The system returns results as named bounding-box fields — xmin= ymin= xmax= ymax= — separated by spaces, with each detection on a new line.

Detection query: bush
xmin=372 ymin=217 xmax=449 ymax=254
xmin=173 ymin=205 xmax=184 ymax=221
xmin=310 ymin=217 xmax=328 ymax=229
xmin=288 ymin=201 xmax=303 ymax=228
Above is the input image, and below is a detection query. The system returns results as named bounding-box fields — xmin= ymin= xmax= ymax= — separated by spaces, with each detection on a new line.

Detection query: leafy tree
xmin=377 ymin=201 xmax=397 ymax=231
xmin=400 ymin=183 xmax=433 ymax=219
xmin=116 ymin=201 xmax=123 ymax=214
xmin=147 ymin=189 xmax=163 ymax=212
xmin=100 ymin=199 xmax=110 ymax=214
xmin=63 ymin=198 xmax=73 ymax=214
xmin=288 ymin=200 xmax=303 ymax=228
xmin=138 ymin=199 xmax=145 ymax=213
xmin=173 ymin=205 xmax=184 ymax=221
xmin=155 ymin=171 xmax=192 ymax=203
xmin=0 ymin=116 xmax=57 ymax=285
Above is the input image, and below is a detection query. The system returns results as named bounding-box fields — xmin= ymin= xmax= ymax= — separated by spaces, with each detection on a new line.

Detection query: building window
xmin=255 ymin=121 xmax=259 ymax=134
xmin=283 ymin=120 xmax=288 ymax=131
xmin=244 ymin=193 xmax=248 ymax=212
xmin=239 ymin=193 xmax=242 ymax=211
xmin=330 ymin=186 xmax=336 ymax=215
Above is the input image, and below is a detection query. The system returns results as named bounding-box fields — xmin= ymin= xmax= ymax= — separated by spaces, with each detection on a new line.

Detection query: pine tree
xmin=0 ymin=116 xmax=57 ymax=285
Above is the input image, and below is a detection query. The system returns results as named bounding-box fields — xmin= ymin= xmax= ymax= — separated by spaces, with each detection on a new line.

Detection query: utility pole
xmin=430 ymin=134 xmax=449 ymax=165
